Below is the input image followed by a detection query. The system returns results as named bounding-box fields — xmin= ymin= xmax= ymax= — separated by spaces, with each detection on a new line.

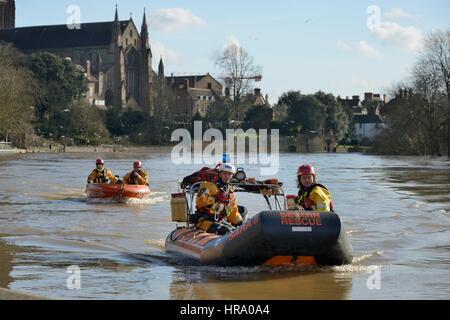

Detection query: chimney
xmin=364 ymin=92 xmax=373 ymax=101
xmin=86 ymin=60 xmax=91 ymax=76
xmin=352 ymin=95 xmax=359 ymax=100
xmin=254 ymin=88 xmax=261 ymax=96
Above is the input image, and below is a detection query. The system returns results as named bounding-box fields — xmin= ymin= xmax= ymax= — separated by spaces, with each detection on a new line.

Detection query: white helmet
xmin=218 ymin=163 xmax=236 ymax=175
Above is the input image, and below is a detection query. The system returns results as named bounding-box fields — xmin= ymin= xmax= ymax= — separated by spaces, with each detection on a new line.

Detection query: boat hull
xmin=85 ymin=184 xmax=150 ymax=202
xmin=165 ymin=211 xmax=353 ymax=266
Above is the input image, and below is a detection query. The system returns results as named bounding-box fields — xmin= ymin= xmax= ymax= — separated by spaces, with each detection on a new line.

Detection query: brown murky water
xmin=0 ymin=152 xmax=449 ymax=299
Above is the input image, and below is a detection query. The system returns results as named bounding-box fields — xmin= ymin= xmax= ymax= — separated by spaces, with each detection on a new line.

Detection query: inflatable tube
xmin=165 ymin=211 xmax=353 ymax=267
xmin=85 ymin=183 xmax=150 ymax=201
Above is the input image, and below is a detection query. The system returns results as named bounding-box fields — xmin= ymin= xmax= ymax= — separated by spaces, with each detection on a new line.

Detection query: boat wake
xmin=351 ymin=250 xmax=385 ymax=264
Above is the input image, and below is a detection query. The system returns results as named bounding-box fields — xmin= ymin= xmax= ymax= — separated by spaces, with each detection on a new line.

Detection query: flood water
xmin=0 ymin=152 xmax=449 ymax=300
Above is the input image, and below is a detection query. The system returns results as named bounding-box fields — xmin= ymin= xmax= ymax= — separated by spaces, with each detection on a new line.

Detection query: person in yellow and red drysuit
xmin=123 ymin=161 xmax=150 ymax=185
xmin=190 ymin=163 xmax=243 ymax=235
xmin=295 ymin=164 xmax=334 ymax=212
xmin=87 ymin=159 xmax=118 ymax=184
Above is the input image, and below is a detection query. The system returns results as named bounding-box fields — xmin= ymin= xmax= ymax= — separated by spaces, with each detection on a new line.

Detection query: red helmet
xmin=297 ymin=164 xmax=316 ymax=177
xmin=96 ymin=159 xmax=104 ymax=166
xmin=133 ymin=161 xmax=142 ymax=169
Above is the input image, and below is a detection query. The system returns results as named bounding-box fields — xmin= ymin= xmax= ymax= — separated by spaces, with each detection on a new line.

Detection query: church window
xmin=130 ymin=30 xmax=133 ymax=37
xmin=126 ymin=39 xmax=128 ymax=46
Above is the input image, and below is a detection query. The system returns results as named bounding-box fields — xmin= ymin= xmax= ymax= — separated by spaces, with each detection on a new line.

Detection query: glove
xmin=133 ymin=172 xmax=139 ymax=177
xmin=88 ymin=180 xmax=93 ymax=184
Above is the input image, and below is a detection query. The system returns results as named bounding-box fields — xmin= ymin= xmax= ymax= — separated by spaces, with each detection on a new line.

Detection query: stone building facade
xmin=0 ymin=0 xmax=15 ymax=29
xmin=0 ymin=4 xmax=154 ymax=113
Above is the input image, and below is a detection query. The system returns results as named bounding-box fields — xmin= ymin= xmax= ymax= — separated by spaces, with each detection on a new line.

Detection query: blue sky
xmin=15 ymin=0 xmax=450 ymax=104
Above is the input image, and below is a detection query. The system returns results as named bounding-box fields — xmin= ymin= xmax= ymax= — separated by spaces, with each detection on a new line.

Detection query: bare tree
xmin=215 ymin=44 xmax=262 ymax=123
xmin=410 ymin=58 xmax=447 ymax=155
xmin=420 ymin=30 xmax=450 ymax=156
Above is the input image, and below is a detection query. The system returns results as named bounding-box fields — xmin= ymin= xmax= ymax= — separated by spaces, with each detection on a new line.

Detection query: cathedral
xmin=0 ymin=0 xmax=15 ymax=29
xmin=0 ymin=1 xmax=155 ymax=113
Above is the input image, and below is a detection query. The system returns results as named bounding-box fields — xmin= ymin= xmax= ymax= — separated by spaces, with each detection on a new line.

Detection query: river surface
xmin=0 ymin=152 xmax=449 ymax=300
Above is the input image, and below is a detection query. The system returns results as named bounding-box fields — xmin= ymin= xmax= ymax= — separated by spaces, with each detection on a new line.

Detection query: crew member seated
xmin=295 ymin=164 xmax=333 ymax=212
xmin=87 ymin=159 xmax=118 ymax=184
xmin=123 ymin=161 xmax=150 ymax=185
xmin=190 ymin=163 xmax=243 ymax=235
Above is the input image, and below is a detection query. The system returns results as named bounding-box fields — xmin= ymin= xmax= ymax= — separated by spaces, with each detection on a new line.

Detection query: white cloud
xmin=152 ymin=42 xmax=180 ymax=66
xmin=370 ymin=22 xmax=423 ymax=51
xmin=150 ymin=8 xmax=204 ymax=33
xmin=358 ymin=41 xmax=383 ymax=59
xmin=224 ymin=35 xmax=241 ymax=49
xmin=336 ymin=40 xmax=353 ymax=52
xmin=384 ymin=8 xmax=411 ymax=19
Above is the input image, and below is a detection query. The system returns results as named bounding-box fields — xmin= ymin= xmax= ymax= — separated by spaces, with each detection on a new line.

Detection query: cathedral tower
xmin=0 ymin=0 xmax=15 ymax=29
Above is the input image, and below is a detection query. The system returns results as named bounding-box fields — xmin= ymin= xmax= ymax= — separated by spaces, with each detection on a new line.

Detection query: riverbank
xmin=0 ymin=287 xmax=48 ymax=300
xmin=2 ymin=141 xmax=369 ymax=155
xmin=6 ymin=145 xmax=174 ymax=154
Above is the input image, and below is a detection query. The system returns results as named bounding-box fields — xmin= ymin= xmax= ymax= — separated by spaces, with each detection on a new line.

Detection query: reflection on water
xmin=169 ymin=267 xmax=352 ymax=300
xmin=0 ymin=152 xmax=449 ymax=299
xmin=381 ymin=165 xmax=450 ymax=203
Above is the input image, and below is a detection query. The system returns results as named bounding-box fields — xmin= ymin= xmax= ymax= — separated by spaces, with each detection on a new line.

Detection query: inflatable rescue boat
xmin=85 ymin=183 xmax=150 ymax=202
xmin=166 ymin=169 xmax=353 ymax=267
xmin=166 ymin=210 xmax=352 ymax=266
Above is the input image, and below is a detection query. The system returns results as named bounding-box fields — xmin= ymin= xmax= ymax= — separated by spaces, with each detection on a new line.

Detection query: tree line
xmin=371 ymin=29 xmax=449 ymax=156
xmin=3 ymin=29 xmax=446 ymax=154
xmin=0 ymin=43 xmax=110 ymax=147
xmin=0 ymin=42 xmax=355 ymax=149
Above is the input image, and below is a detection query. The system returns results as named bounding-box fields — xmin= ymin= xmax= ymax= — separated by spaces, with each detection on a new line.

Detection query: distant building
xmin=0 ymin=5 xmax=154 ymax=113
xmin=165 ymin=73 xmax=224 ymax=120
xmin=354 ymin=114 xmax=385 ymax=141
xmin=362 ymin=92 xmax=387 ymax=116
xmin=338 ymin=95 xmax=362 ymax=114
xmin=243 ymin=88 xmax=269 ymax=107
xmin=339 ymin=92 xmax=387 ymax=142
xmin=0 ymin=0 xmax=15 ymax=29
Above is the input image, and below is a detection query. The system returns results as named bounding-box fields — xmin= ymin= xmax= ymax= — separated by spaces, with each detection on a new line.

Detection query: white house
xmin=354 ymin=114 xmax=385 ymax=141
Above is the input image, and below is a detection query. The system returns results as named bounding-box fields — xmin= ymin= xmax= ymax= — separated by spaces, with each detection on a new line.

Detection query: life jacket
xmin=94 ymin=168 xmax=109 ymax=183
xmin=126 ymin=170 xmax=148 ymax=185
xmin=196 ymin=180 xmax=234 ymax=220
xmin=215 ymin=181 xmax=234 ymax=220
xmin=297 ymin=184 xmax=334 ymax=212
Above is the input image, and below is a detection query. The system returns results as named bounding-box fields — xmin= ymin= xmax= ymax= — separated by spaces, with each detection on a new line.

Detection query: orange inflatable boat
xmin=85 ymin=183 xmax=150 ymax=202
